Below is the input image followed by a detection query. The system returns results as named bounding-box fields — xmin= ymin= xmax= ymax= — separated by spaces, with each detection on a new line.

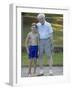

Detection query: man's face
xmin=38 ymin=17 xmax=45 ymax=25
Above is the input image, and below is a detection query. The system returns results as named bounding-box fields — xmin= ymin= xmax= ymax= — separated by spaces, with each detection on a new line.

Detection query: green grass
xmin=21 ymin=52 xmax=63 ymax=66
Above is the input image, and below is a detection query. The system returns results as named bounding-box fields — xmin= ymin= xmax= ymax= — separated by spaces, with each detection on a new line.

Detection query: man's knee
xmin=47 ymin=55 xmax=52 ymax=60
xmin=39 ymin=52 xmax=43 ymax=58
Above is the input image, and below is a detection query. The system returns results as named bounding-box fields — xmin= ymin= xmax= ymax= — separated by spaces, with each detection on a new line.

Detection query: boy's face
xmin=31 ymin=26 xmax=37 ymax=33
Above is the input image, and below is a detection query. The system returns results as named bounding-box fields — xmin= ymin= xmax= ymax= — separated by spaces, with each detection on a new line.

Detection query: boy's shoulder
xmin=36 ymin=22 xmax=41 ymax=26
xmin=28 ymin=32 xmax=39 ymax=36
xmin=27 ymin=32 xmax=32 ymax=36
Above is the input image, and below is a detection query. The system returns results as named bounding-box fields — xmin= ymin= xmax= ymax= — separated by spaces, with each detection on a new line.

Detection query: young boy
xmin=25 ymin=23 xmax=39 ymax=76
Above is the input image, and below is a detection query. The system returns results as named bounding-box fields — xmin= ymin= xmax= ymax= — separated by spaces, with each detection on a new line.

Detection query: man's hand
xmin=49 ymin=33 xmax=54 ymax=53
xmin=50 ymin=43 xmax=54 ymax=53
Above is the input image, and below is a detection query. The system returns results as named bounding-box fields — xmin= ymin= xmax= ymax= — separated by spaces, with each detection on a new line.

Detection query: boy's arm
xmin=25 ymin=34 xmax=29 ymax=53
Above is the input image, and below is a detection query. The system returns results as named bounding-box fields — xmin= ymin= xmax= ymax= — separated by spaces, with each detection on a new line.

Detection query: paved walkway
xmin=21 ymin=66 xmax=63 ymax=77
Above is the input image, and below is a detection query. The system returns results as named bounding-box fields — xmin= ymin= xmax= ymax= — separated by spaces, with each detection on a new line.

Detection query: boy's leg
xmin=33 ymin=58 xmax=37 ymax=74
xmin=28 ymin=59 xmax=32 ymax=74
xmin=38 ymin=40 xmax=45 ymax=75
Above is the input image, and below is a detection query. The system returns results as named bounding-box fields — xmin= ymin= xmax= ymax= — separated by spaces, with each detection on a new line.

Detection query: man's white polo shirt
xmin=37 ymin=21 xmax=53 ymax=39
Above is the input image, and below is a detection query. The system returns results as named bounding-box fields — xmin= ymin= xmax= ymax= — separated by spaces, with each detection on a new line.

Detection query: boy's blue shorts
xmin=28 ymin=45 xmax=38 ymax=59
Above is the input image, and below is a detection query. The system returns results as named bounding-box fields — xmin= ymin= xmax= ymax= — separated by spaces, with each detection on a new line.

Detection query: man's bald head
xmin=37 ymin=13 xmax=45 ymax=25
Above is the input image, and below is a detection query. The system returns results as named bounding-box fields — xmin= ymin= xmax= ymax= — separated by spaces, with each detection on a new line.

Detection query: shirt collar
xmin=40 ymin=21 xmax=47 ymax=25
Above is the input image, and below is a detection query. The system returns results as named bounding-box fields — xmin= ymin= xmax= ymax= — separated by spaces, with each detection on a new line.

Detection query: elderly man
xmin=37 ymin=13 xmax=53 ymax=75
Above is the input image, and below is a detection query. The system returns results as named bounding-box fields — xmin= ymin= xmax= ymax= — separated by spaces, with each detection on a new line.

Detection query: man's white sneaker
xmin=49 ymin=70 xmax=53 ymax=76
xmin=28 ymin=74 xmax=32 ymax=77
xmin=32 ymin=73 xmax=37 ymax=77
xmin=40 ymin=70 xmax=44 ymax=74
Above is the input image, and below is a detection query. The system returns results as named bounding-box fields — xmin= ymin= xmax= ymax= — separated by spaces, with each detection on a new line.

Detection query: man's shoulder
xmin=37 ymin=21 xmax=52 ymax=27
xmin=45 ymin=21 xmax=51 ymax=26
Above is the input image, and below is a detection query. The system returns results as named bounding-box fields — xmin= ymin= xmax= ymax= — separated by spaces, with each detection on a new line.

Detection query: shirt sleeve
xmin=48 ymin=23 xmax=53 ymax=34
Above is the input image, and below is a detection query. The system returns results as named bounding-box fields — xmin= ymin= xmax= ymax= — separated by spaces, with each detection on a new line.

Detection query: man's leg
xmin=45 ymin=39 xmax=53 ymax=75
xmin=45 ymin=51 xmax=53 ymax=75
xmin=39 ymin=40 xmax=44 ymax=69
xmin=48 ymin=55 xmax=53 ymax=70
xmin=39 ymin=40 xmax=44 ymax=74
xmin=48 ymin=55 xmax=53 ymax=75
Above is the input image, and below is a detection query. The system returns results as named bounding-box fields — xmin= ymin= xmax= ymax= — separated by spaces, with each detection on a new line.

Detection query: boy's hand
xmin=26 ymin=48 xmax=29 ymax=54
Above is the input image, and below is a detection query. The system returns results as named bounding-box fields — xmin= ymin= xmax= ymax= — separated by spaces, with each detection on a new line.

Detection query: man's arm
xmin=49 ymin=32 xmax=54 ymax=53
xmin=48 ymin=23 xmax=54 ymax=51
xmin=37 ymin=33 xmax=40 ymax=45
